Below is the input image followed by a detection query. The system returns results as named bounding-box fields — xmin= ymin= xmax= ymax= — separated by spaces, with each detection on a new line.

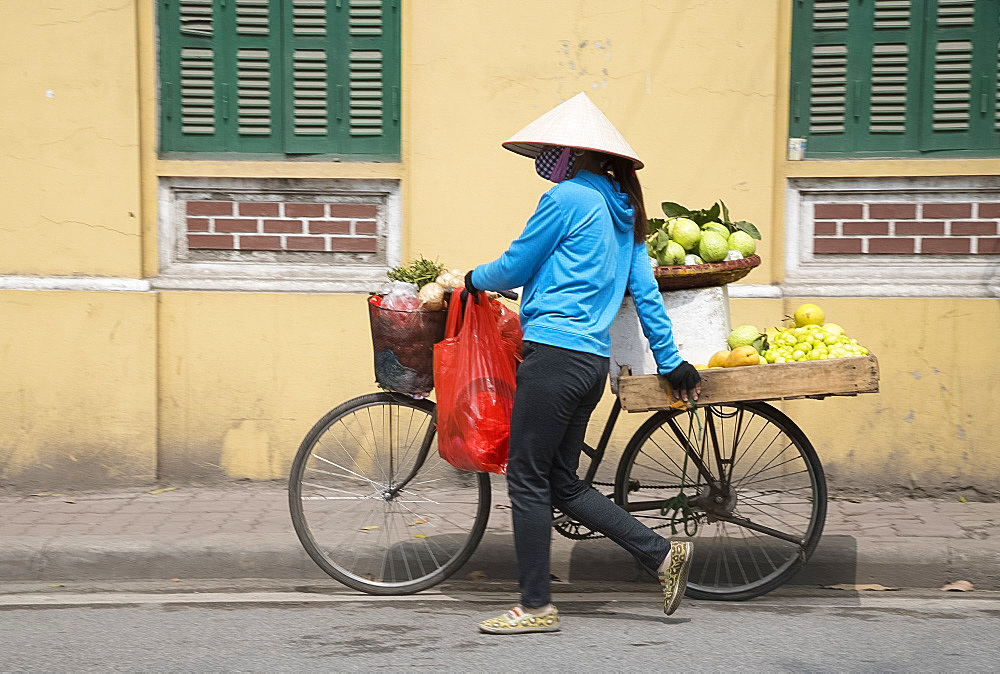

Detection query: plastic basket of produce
xmin=653 ymin=254 xmax=761 ymax=291
xmin=368 ymin=295 xmax=448 ymax=396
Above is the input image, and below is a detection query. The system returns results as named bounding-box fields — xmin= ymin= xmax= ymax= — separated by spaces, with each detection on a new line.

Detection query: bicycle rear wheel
xmin=289 ymin=393 xmax=490 ymax=595
xmin=614 ymin=401 xmax=826 ymax=601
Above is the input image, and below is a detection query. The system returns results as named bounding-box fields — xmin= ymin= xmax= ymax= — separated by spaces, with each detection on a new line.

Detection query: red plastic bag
xmin=490 ymin=297 xmax=524 ymax=363
xmin=433 ymin=290 xmax=518 ymax=473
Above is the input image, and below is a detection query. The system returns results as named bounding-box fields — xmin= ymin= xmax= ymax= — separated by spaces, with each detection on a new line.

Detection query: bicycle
xmin=288 ymin=373 xmax=828 ymax=601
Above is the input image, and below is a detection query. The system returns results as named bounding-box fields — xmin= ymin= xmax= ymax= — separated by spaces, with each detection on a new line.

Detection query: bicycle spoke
xmin=346 ymin=408 xmax=390 ymax=484
xmin=345 ymin=497 xmax=387 ymax=578
xmin=729 ymin=417 xmax=770 ymax=473
xmin=734 ymin=442 xmax=798 ymax=488
xmin=738 ymin=500 xmax=808 ymax=534
xmin=314 ymin=428 xmax=385 ymax=488
xmin=730 ymin=429 xmax=786 ymax=487
xmin=738 ymin=495 xmax=813 ymax=522
xmin=307 ymin=459 xmax=385 ymax=490
xmin=397 ymin=413 xmax=431 ymax=478
xmin=301 ymin=481 xmax=374 ymax=499
xmin=634 ymin=446 xmax=689 ymax=482
xmin=735 ymin=524 xmax=765 ymax=582
xmin=715 ymin=513 xmax=804 ymax=545
xmin=739 ymin=468 xmax=810 ymax=489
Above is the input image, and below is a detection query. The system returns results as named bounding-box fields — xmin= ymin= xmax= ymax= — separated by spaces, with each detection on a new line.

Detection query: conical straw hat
xmin=502 ymin=92 xmax=644 ymax=169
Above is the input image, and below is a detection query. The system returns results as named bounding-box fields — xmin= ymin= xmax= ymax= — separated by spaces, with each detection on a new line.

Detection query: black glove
xmin=666 ymin=361 xmax=701 ymax=399
xmin=460 ymin=270 xmax=481 ymax=304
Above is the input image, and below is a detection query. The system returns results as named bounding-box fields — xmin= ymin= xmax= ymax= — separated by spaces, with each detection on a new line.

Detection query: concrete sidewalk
xmin=1 ymin=482 xmax=998 ymax=591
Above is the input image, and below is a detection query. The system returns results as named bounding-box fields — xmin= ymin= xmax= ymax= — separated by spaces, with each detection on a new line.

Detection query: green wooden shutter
xmin=282 ymin=0 xmax=399 ymax=156
xmin=918 ymin=0 xmax=1000 ymax=152
xmin=231 ymin=0 xmax=283 ymax=152
xmin=283 ymin=0 xmax=334 ymax=153
xmin=339 ymin=0 xmax=401 ymax=156
xmin=160 ymin=0 xmax=282 ymax=153
xmin=854 ymin=0 xmax=925 ymax=153
xmin=995 ymin=34 xmax=1000 ymax=134
xmin=160 ymin=0 xmax=222 ymax=151
xmin=789 ymin=0 xmax=853 ymax=153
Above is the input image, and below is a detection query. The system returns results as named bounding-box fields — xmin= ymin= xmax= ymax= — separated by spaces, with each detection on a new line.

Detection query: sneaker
xmin=659 ymin=540 xmax=693 ymax=615
xmin=478 ymin=606 xmax=560 ymax=634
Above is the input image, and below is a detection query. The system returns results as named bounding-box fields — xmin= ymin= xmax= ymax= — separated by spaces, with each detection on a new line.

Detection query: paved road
xmin=1 ymin=587 xmax=997 ymax=671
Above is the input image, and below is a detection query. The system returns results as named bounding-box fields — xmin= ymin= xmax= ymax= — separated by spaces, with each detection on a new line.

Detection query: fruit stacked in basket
xmin=645 ymin=200 xmax=762 ymax=290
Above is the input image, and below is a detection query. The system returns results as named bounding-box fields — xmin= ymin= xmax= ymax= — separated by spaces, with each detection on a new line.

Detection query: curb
xmin=1 ymin=531 xmax=997 ymax=591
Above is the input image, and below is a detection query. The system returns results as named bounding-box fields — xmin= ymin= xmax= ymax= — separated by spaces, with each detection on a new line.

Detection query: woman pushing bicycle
xmin=465 ymin=93 xmax=703 ymax=634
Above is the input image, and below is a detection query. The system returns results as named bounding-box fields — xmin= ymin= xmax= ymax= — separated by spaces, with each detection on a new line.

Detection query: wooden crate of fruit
xmin=617 ymin=355 xmax=880 ymax=412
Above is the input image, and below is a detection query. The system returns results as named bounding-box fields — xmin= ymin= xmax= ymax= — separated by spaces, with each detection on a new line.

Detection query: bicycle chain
xmin=552 ymin=480 xmax=698 ymax=540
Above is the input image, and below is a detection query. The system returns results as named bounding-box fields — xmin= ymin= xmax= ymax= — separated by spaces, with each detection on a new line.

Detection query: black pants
xmin=507 ymin=341 xmax=672 ymax=608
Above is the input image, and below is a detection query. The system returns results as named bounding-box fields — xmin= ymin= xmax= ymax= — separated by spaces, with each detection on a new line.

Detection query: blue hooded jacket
xmin=471 ymin=170 xmax=683 ymax=374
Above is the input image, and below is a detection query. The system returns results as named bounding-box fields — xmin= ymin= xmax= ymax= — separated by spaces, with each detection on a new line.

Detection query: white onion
xmin=418 ymin=282 xmax=446 ymax=311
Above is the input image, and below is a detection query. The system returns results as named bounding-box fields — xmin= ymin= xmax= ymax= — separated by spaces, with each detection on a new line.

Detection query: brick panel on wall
xmin=786 ymin=177 xmax=1000 ymax=297
xmin=158 ymin=177 xmax=399 ymax=292
xmin=813 ymin=201 xmax=1000 ymax=255
xmin=184 ymin=200 xmax=379 ymax=254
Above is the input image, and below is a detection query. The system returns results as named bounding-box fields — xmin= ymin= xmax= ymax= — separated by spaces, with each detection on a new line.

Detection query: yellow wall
xmin=0 ymin=1 xmax=142 ymax=277
xmin=157 ymin=292 xmax=375 ymax=481
xmin=408 ymin=0 xmax=782 ymax=283
xmin=0 ymin=1 xmax=997 ymax=491
xmin=0 ymin=291 xmax=157 ymax=487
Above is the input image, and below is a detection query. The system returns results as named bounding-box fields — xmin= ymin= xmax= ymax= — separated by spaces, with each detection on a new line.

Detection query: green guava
xmin=670 ymin=218 xmax=701 ymax=251
xmin=698 ymin=230 xmax=729 ymax=262
xmin=728 ymin=230 xmax=757 ymax=257
xmin=702 ymin=221 xmax=730 ymax=238
xmin=728 ymin=324 xmax=762 ymax=350
xmin=665 ymin=241 xmax=686 ymax=265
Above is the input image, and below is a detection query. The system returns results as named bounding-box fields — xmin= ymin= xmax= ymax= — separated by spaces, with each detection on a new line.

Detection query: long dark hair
xmin=569 ymin=151 xmax=648 ymax=242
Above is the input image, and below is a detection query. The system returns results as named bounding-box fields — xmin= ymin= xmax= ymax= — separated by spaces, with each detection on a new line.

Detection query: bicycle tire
xmin=614 ymin=401 xmax=826 ymax=601
xmin=289 ymin=393 xmax=491 ymax=595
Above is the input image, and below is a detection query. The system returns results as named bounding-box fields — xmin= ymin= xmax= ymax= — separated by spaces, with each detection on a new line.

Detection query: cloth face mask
xmin=535 ymin=145 xmax=577 ymax=183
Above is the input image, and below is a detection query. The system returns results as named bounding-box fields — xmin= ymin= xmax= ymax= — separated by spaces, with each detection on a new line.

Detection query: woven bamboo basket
xmin=653 ymin=254 xmax=761 ymax=291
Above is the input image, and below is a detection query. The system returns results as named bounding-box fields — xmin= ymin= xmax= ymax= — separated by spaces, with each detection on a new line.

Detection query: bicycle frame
xmin=577 ymin=397 xmax=723 ymax=497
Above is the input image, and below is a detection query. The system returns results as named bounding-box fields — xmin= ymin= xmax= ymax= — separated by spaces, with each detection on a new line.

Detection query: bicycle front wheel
xmin=289 ymin=393 xmax=490 ymax=595
xmin=614 ymin=401 xmax=826 ymax=601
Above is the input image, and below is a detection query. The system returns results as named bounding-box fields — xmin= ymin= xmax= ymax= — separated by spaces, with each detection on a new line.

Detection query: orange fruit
xmin=707 ymin=350 xmax=730 ymax=368
xmin=724 ymin=345 xmax=760 ymax=367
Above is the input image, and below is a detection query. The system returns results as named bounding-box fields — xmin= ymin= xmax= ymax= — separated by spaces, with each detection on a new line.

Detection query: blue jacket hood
xmin=575 ymin=170 xmax=635 ymax=234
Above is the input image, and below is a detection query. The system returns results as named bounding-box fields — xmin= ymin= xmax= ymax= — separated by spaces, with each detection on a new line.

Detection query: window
xmin=157 ymin=0 xmax=400 ymax=158
xmin=789 ymin=0 xmax=999 ymax=157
